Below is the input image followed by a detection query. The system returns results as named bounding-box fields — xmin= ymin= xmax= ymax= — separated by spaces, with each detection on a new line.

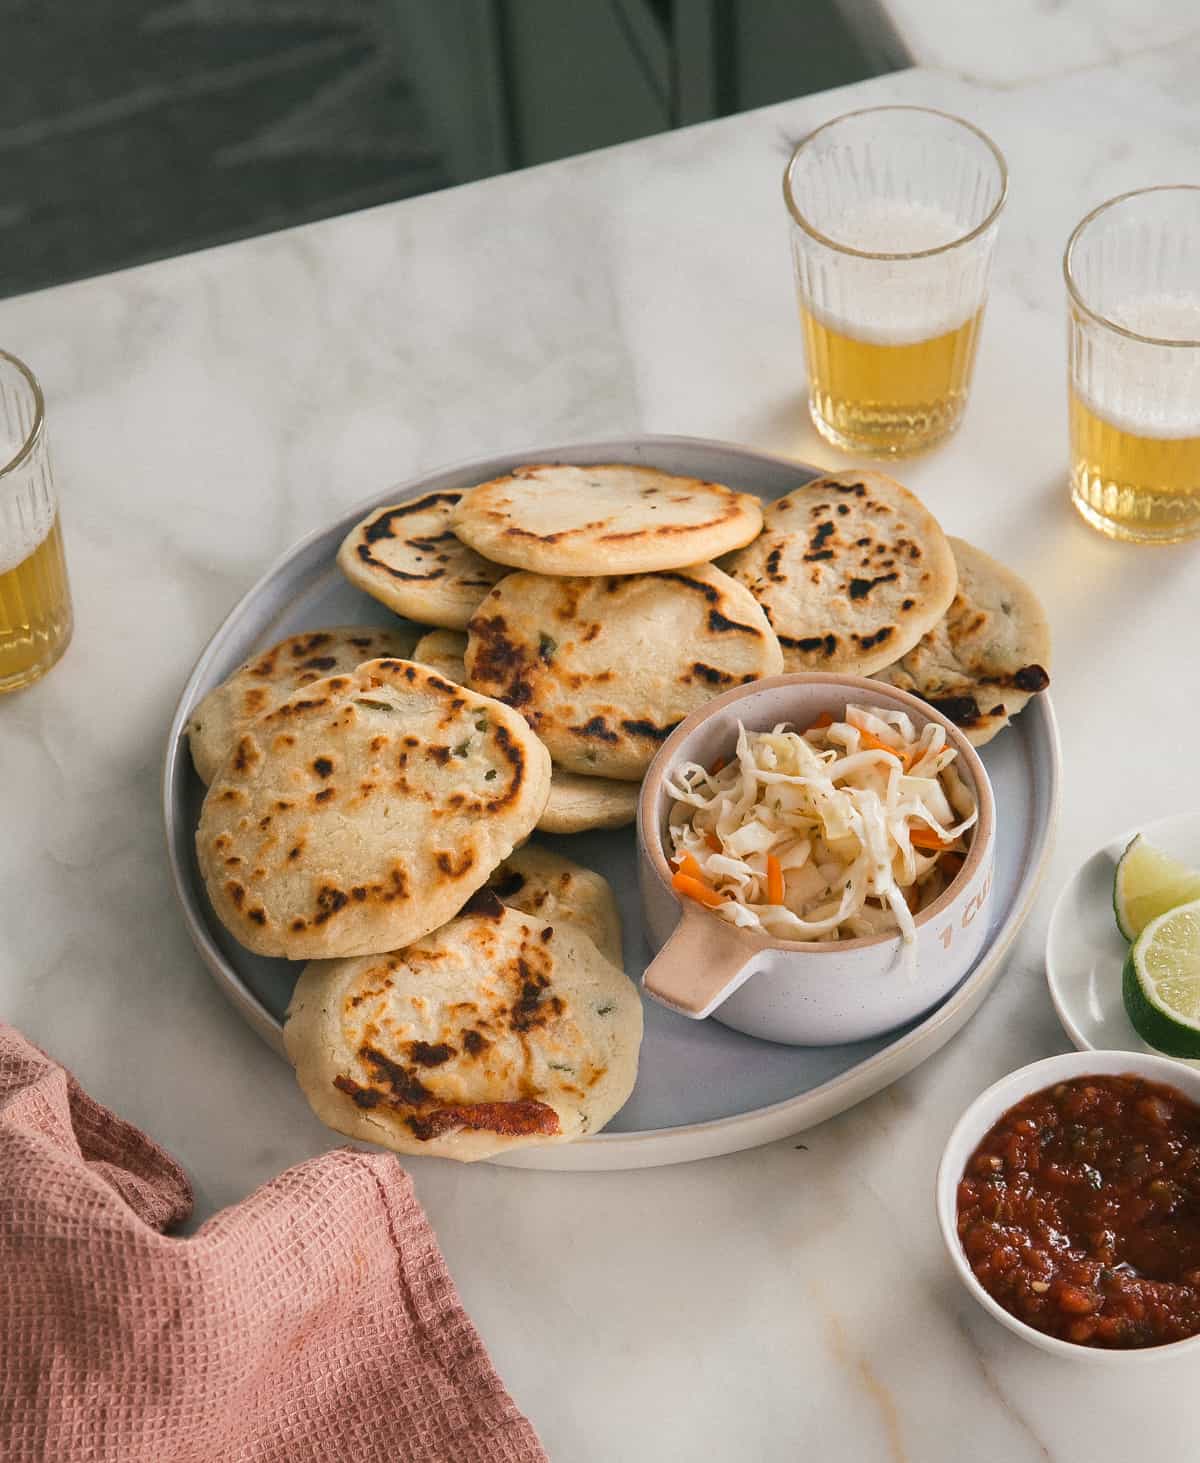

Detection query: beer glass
xmin=0 ymin=351 xmax=72 ymax=692
xmin=1066 ymin=187 xmax=1200 ymax=543
xmin=784 ymin=107 xmax=1007 ymax=456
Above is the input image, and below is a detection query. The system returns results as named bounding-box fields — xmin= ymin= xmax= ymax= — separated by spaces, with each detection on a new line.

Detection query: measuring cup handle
xmin=642 ymin=906 xmax=759 ymax=1020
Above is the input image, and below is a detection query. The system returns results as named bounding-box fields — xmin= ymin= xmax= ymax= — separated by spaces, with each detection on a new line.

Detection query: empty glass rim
xmin=0 ymin=349 xmax=45 ymax=479
xmin=1064 ymin=185 xmax=1200 ymax=348
xmin=782 ymin=105 xmax=1008 ymax=261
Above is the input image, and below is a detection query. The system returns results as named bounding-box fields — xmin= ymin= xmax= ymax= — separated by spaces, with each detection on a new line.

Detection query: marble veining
xmin=4 ymin=47 xmax=1200 ymax=1462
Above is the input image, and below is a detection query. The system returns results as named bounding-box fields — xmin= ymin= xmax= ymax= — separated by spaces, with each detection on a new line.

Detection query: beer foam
xmin=800 ymin=201 xmax=984 ymax=345
xmin=825 ymin=199 xmax=970 ymax=256
xmin=1104 ymin=294 xmax=1200 ymax=342
xmin=806 ymin=298 xmax=977 ymax=348
xmin=0 ymin=430 xmax=54 ymax=576
xmin=1075 ymin=295 xmax=1200 ymax=439
xmin=1076 ymin=387 xmax=1200 ymax=442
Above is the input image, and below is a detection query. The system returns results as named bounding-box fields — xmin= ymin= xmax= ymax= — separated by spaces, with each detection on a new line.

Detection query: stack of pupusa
xmin=336 ymin=465 xmax=784 ymax=832
xmin=186 ymin=460 xmax=1050 ymax=1161
xmin=188 ymin=643 xmax=642 ymax=1162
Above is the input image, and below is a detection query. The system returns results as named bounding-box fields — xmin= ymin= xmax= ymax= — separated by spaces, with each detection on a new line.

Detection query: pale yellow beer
xmin=801 ymin=307 xmax=983 ymax=458
xmin=1069 ymin=389 xmax=1200 ymax=542
xmin=0 ymin=515 xmax=72 ymax=690
xmin=0 ymin=350 xmax=73 ymax=693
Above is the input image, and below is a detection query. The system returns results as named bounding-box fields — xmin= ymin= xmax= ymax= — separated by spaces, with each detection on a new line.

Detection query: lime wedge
xmin=1114 ymin=834 xmax=1200 ymax=941
xmin=1124 ymin=898 xmax=1200 ymax=1057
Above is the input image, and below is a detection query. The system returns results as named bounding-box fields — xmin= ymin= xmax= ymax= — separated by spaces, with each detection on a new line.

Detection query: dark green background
xmin=1 ymin=0 xmax=902 ymax=298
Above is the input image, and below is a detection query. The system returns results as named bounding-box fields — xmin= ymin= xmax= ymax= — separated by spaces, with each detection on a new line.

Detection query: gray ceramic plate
xmin=163 ymin=435 xmax=1061 ymax=1170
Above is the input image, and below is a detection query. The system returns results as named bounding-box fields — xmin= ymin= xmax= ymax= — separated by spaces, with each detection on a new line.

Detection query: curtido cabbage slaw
xmin=664 ymin=704 xmax=977 ymax=944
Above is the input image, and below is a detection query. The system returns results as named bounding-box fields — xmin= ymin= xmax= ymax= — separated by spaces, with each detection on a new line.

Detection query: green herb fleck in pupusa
xmin=355 ymin=698 xmax=396 ymax=713
xmin=538 ymin=632 xmax=557 ymax=662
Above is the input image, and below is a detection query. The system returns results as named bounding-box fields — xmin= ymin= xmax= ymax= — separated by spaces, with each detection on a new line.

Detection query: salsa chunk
xmin=957 ymin=1073 xmax=1200 ymax=1348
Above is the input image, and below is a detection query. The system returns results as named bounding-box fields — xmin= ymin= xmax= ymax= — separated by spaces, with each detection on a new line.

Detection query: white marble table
xmin=879 ymin=0 xmax=1200 ymax=85
xmin=5 ymin=48 xmax=1200 ymax=1463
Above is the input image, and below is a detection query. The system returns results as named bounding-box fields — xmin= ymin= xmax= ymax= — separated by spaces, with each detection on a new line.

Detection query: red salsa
xmin=957 ymin=1073 xmax=1200 ymax=1348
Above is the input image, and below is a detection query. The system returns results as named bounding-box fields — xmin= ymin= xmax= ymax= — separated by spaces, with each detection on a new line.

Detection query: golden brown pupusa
xmin=722 ymin=471 xmax=957 ymax=676
xmin=464 ymin=563 xmax=783 ymax=779
xmin=337 ymin=491 xmax=507 ymax=629
xmin=187 ymin=625 xmax=419 ymax=785
xmin=451 ymin=463 xmax=764 ymax=575
xmin=874 ymin=536 xmax=1051 ymax=746
xmin=284 ymin=901 xmax=643 ymax=1161
xmin=196 ymin=658 xmax=550 ymax=959
xmin=487 ymin=844 xmax=623 ymax=967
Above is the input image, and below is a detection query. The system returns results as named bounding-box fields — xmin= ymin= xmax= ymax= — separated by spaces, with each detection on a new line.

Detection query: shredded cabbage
xmin=665 ymin=705 xmax=977 ymax=944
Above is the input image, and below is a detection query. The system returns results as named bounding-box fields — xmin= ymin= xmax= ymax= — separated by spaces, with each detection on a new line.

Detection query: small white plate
xmin=1046 ymin=811 xmax=1200 ymax=1066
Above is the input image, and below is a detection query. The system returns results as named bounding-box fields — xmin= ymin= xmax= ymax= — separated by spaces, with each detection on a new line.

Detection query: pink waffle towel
xmin=0 ymin=1024 xmax=546 ymax=1463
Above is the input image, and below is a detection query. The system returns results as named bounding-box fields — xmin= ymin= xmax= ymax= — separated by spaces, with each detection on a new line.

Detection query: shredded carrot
xmin=671 ymin=871 xmax=726 ymax=909
xmin=856 ymin=727 xmax=910 ymax=769
xmin=909 ymin=824 xmax=955 ymax=851
xmin=766 ymin=853 xmax=785 ymax=904
xmin=940 ymin=851 xmax=965 ymax=879
xmin=808 ymin=712 xmax=834 ymax=732
xmin=704 ymin=832 xmax=722 ymax=853
xmin=676 ymin=851 xmax=705 ymax=882
xmin=709 ymin=756 xmax=726 ymax=775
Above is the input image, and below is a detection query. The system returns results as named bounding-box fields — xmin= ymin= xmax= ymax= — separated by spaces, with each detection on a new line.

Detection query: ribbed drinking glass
xmin=0 ymin=351 xmax=72 ymax=693
xmin=784 ymin=106 xmax=1007 ymax=456
xmin=1066 ymin=186 xmax=1200 ymax=543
